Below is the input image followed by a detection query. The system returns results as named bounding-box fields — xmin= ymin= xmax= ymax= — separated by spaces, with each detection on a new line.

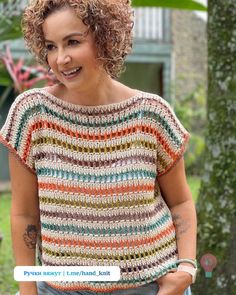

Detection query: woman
xmin=0 ymin=0 xmax=197 ymax=294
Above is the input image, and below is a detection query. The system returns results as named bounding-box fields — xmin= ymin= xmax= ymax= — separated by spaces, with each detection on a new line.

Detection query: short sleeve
xmin=0 ymin=92 xmax=36 ymax=173
xmin=156 ymin=98 xmax=190 ymax=177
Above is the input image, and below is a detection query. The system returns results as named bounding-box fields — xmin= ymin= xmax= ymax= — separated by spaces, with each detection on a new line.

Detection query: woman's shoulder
xmin=138 ymin=90 xmax=173 ymax=112
xmin=13 ymin=87 xmax=46 ymax=106
xmin=5 ymin=88 xmax=52 ymax=123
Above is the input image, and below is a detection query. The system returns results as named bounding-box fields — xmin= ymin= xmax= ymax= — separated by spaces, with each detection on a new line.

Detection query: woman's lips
xmin=61 ymin=67 xmax=82 ymax=79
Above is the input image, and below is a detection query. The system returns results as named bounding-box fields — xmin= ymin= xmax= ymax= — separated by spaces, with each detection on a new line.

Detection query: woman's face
xmin=42 ymin=7 xmax=104 ymax=93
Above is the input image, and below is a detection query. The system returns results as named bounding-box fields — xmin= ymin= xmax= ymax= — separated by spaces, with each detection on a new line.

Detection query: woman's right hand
xmin=156 ymin=271 xmax=192 ymax=295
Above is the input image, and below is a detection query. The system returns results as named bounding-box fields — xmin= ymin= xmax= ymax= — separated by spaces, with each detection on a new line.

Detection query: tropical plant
xmin=0 ymin=44 xmax=56 ymax=108
xmin=0 ymin=44 xmax=55 ymax=92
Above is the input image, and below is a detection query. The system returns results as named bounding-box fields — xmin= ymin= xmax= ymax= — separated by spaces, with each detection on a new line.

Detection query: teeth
xmin=62 ymin=67 xmax=81 ymax=75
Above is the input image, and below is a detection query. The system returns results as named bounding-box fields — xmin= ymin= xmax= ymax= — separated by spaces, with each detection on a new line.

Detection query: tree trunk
xmin=193 ymin=1 xmax=236 ymax=294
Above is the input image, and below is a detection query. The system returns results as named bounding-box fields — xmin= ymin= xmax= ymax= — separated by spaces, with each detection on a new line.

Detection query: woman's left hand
xmin=156 ymin=270 xmax=192 ymax=295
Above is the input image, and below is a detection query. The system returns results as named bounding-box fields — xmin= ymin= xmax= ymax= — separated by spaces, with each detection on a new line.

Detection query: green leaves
xmin=0 ymin=0 xmax=23 ymax=42
xmin=0 ymin=64 xmax=11 ymax=86
xmin=132 ymin=0 xmax=207 ymax=11
xmin=0 ymin=16 xmax=22 ymax=41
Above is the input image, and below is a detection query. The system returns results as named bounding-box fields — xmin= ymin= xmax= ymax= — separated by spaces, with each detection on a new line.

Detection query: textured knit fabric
xmin=0 ymin=88 xmax=190 ymax=292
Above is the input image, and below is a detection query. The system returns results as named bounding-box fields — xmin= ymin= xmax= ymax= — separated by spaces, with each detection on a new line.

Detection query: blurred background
xmin=2 ymin=1 xmax=235 ymax=295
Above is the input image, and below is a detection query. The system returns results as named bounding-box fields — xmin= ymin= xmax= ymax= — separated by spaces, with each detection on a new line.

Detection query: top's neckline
xmin=35 ymin=88 xmax=143 ymax=112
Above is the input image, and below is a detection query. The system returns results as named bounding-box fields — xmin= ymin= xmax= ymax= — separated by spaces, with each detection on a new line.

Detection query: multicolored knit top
xmin=0 ymin=88 xmax=189 ymax=292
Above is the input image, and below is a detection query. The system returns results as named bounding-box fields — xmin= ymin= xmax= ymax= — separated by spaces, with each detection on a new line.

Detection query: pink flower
xmin=0 ymin=44 xmax=56 ymax=93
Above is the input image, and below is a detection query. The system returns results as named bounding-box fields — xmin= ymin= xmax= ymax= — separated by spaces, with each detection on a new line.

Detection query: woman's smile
xmin=61 ymin=66 xmax=83 ymax=79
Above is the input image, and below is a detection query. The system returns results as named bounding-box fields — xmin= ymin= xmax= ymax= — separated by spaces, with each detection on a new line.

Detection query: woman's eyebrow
xmin=44 ymin=32 xmax=86 ymax=43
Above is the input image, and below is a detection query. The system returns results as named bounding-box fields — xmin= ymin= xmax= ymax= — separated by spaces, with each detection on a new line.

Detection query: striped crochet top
xmin=0 ymin=88 xmax=189 ymax=292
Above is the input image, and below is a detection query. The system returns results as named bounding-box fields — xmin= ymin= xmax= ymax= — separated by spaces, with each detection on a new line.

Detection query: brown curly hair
xmin=22 ymin=0 xmax=134 ymax=79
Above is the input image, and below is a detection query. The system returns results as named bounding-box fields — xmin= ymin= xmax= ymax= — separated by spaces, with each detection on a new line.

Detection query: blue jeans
xmin=16 ymin=281 xmax=191 ymax=295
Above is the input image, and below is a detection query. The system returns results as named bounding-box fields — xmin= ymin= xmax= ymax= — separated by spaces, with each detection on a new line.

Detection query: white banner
xmin=14 ymin=266 xmax=120 ymax=282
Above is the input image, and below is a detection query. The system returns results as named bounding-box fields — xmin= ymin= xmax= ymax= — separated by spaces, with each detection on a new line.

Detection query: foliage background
xmin=0 ymin=1 xmax=207 ymax=294
xmin=174 ymin=86 xmax=206 ymax=176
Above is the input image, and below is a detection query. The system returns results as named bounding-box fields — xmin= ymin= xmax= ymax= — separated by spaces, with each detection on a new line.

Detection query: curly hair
xmin=22 ymin=0 xmax=134 ymax=79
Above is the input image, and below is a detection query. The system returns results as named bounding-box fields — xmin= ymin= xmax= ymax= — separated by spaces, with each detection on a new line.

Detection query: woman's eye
xmin=68 ymin=39 xmax=80 ymax=46
xmin=45 ymin=44 xmax=55 ymax=51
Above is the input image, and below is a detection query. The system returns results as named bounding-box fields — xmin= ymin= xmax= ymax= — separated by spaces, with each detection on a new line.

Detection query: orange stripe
xmin=38 ymin=182 xmax=155 ymax=195
xmin=30 ymin=120 xmax=138 ymax=140
xmin=29 ymin=120 xmax=178 ymax=160
xmin=42 ymin=224 xmax=175 ymax=248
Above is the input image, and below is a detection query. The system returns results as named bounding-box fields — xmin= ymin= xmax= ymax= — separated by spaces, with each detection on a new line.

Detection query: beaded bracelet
xmin=176 ymin=258 xmax=197 ymax=268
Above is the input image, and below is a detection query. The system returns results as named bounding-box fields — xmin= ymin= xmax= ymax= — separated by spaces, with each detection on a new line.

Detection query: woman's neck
xmin=50 ymin=78 xmax=137 ymax=106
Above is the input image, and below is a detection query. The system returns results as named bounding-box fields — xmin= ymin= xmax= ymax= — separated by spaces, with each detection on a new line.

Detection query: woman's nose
xmin=56 ymin=49 xmax=71 ymax=65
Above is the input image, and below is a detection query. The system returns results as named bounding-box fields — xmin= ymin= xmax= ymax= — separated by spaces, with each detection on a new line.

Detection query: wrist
xmin=176 ymin=268 xmax=192 ymax=284
xmin=176 ymin=258 xmax=197 ymax=284
xmin=177 ymin=264 xmax=197 ymax=284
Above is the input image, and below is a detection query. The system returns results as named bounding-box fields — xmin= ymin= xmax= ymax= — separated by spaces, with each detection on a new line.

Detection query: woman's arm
xmin=9 ymin=152 xmax=39 ymax=295
xmin=156 ymin=157 xmax=197 ymax=295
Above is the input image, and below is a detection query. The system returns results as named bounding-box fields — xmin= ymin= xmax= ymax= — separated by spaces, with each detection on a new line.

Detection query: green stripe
xmin=37 ymin=168 xmax=156 ymax=182
xmin=16 ymin=103 xmax=182 ymax=150
xmin=15 ymin=105 xmax=42 ymax=150
xmin=32 ymin=137 xmax=157 ymax=153
xmin=41 ymin=213 xmax=172 ymax=235
xmin=40 ymin=195 xmax=154 ymax=209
